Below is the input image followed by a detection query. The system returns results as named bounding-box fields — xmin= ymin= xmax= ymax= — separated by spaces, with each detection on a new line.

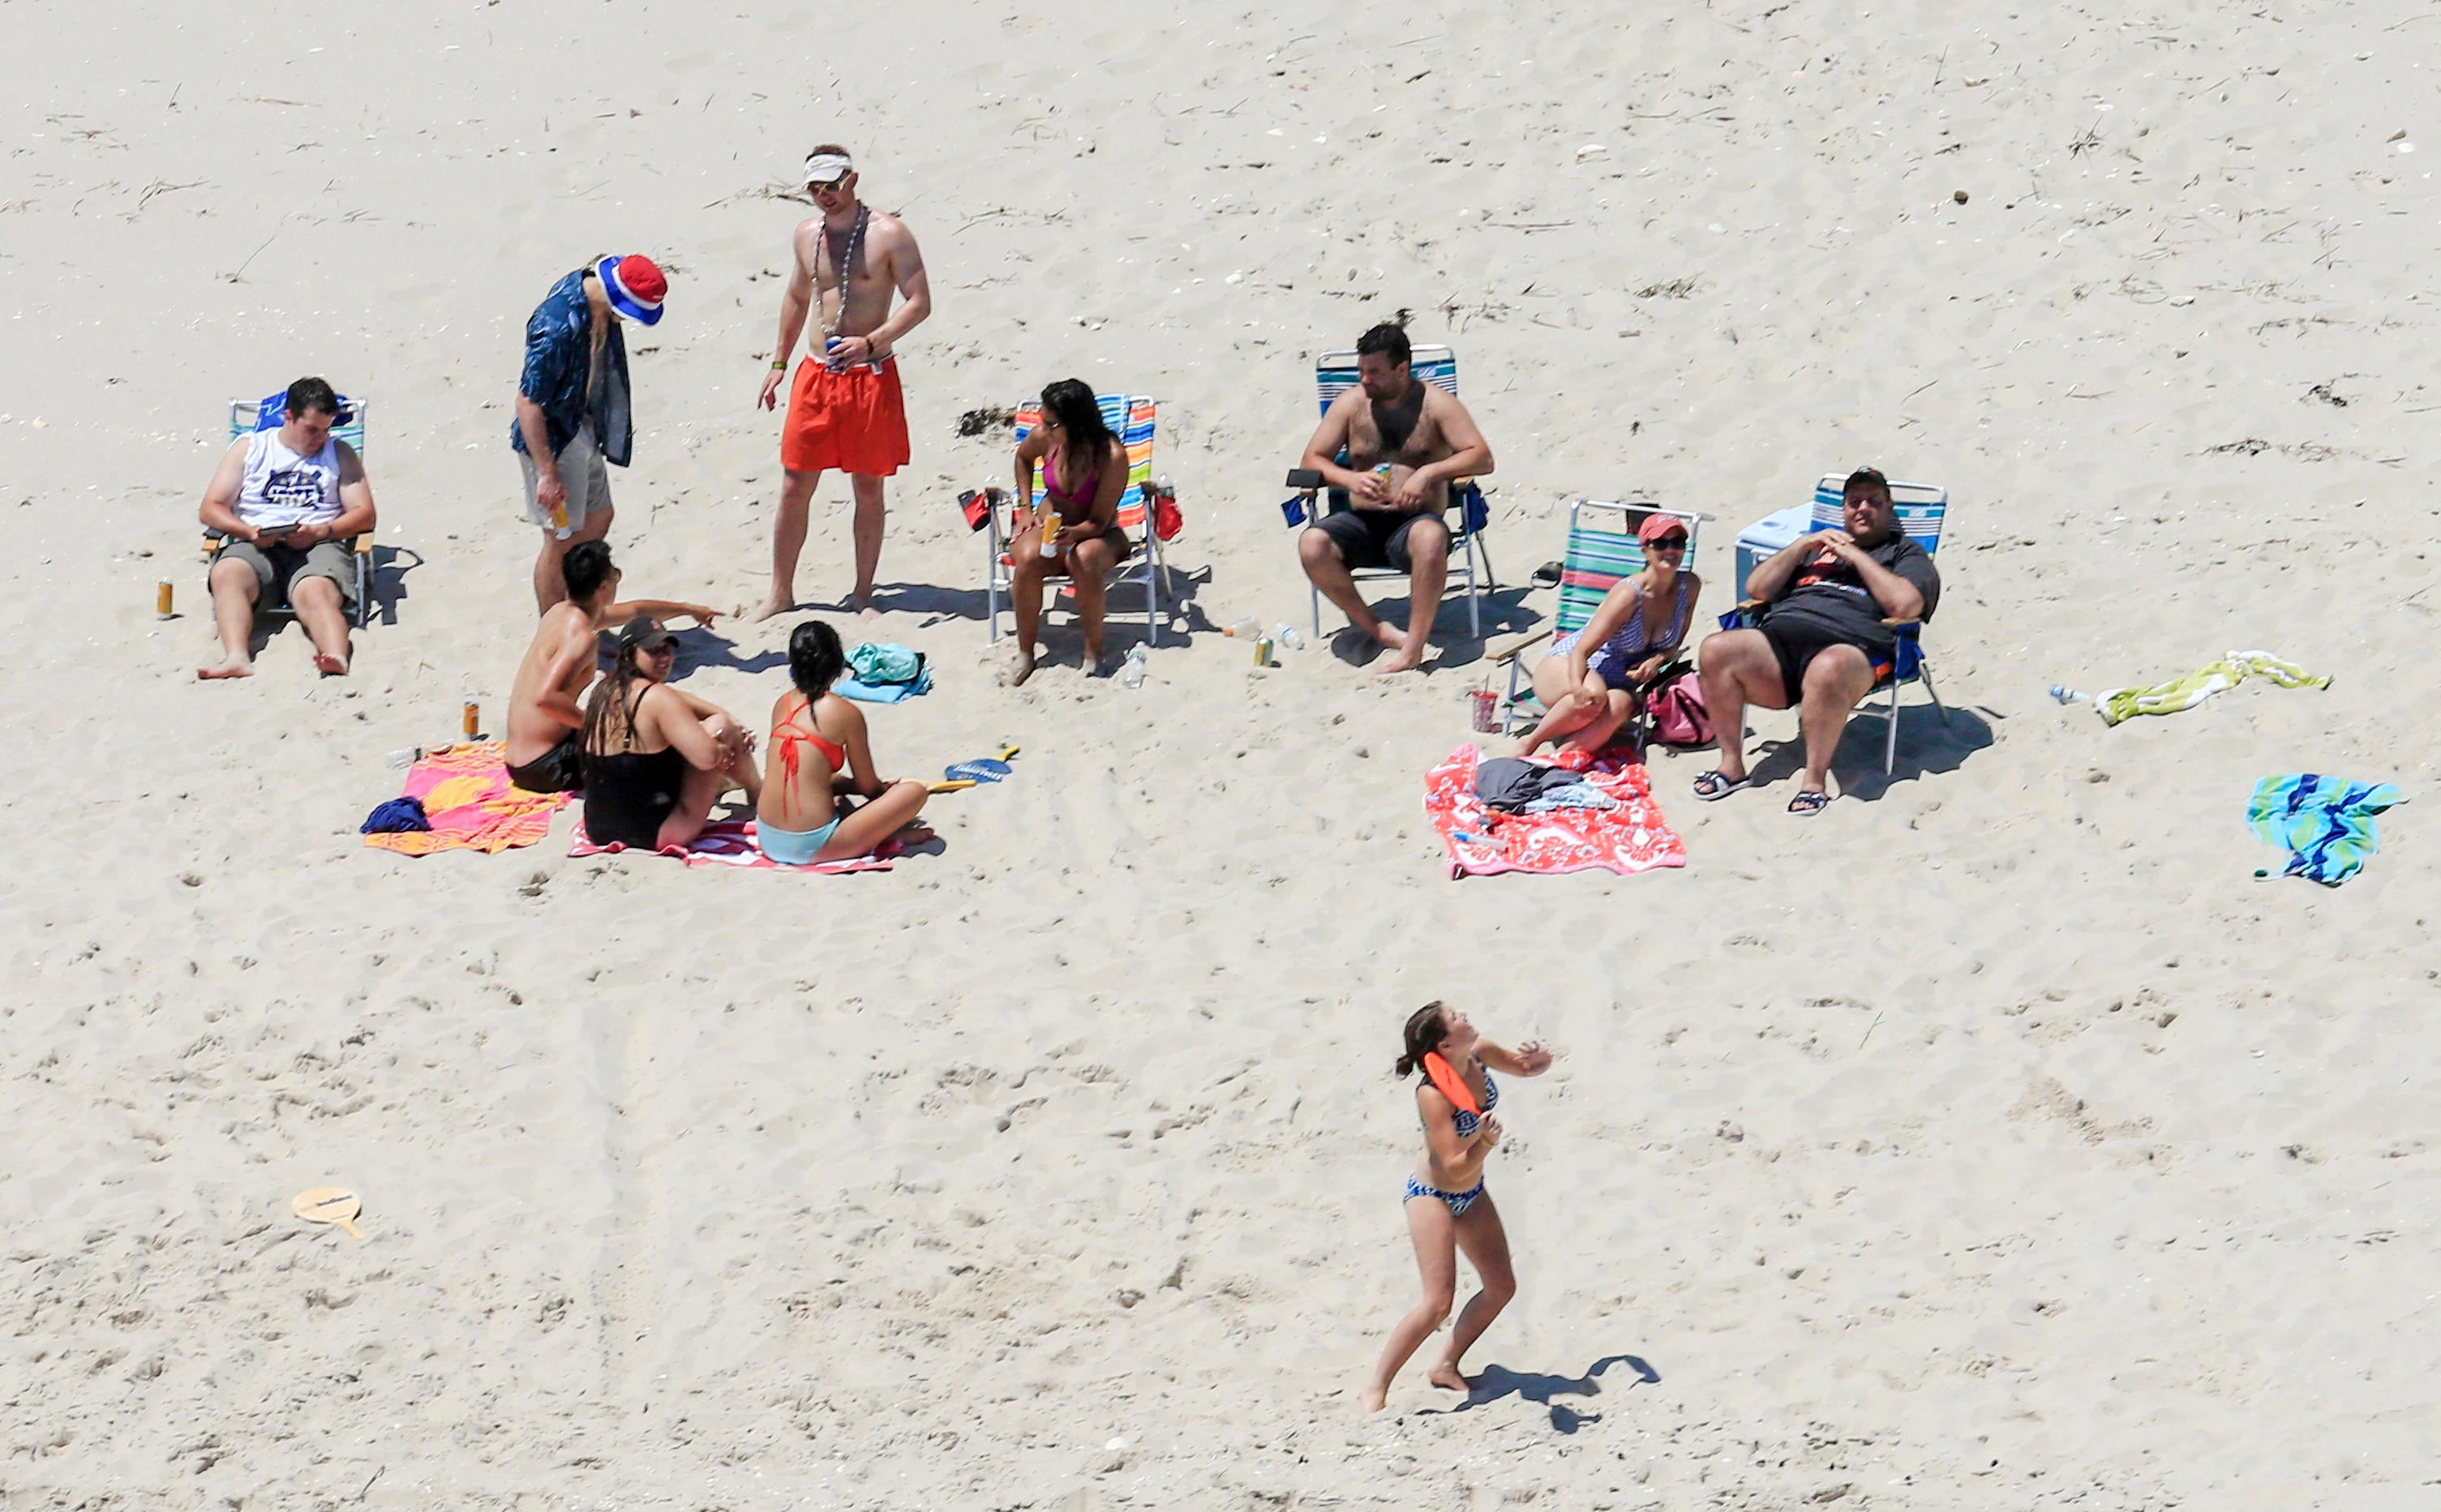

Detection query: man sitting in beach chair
xmin=1295 ymin=323 xmax=1493 ymax=676
xmin=1692 ymin=467 xmax=1940 ymax=816
xmin=198 ymin=376 xmax=375 ymax=679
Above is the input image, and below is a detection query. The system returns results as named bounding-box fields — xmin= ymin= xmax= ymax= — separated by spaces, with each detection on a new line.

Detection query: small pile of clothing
xmin=839 ymin=641 xmax=932 ymax=703
xmin=1473 ymin=757 xmax=1620 ymax=815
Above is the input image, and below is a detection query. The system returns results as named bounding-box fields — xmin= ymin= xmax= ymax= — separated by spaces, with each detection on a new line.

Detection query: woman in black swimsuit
xmin=580 ymin=619 xmax=761 ymax=850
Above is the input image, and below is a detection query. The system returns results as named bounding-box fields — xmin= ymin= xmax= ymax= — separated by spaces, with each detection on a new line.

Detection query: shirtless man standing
xmin=1297 ymin=323 xmax=1495 ymax=675
xmin=503 ymin=539 xmax=725 ymax=794
xmin=753 ymin=145 xmax=934 ymax=622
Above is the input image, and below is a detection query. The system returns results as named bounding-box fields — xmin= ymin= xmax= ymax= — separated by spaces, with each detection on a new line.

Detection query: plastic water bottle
xmin=2048 ymin=685 xmax=2087 ymax=705
xmin=1121 ymin=645 xmax=1146 ymax=689
xmin=1275 ymin=623 xmax=1305 ymax=652
xmin=1225 ymin=616 xmax=1259 ymax=638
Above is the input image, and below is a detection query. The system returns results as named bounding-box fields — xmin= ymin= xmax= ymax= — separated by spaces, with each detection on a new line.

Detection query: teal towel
xmin=2246 ymin=774 xmax=2408 ymax=885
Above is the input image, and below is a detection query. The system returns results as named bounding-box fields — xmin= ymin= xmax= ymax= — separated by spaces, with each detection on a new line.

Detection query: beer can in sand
xmin=1468 ymin=689 xmax=1499 ymax=734
xmin=155 ymin=580 xmax=174 ymax=619
xmin=1254 ymin=634 xmax=1276 ymax=668
xmin=462 ymin=701 xmax=480 ymax=740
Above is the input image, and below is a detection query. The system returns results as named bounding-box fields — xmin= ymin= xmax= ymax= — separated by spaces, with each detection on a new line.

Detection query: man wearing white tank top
xmin=197 ymin=376 xmax=376 ymax=679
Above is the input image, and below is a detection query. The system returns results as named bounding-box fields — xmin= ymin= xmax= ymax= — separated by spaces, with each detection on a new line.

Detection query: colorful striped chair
xmin=204 ymin=392 xmax=375 ymax=628
xmin=984 ymin=393 xmax=1169 ymax=645
xmin=1495 ymin=499 xmax=1703 ymax=739
xmin=1286 ymin=345 xmax=1491 ymax=639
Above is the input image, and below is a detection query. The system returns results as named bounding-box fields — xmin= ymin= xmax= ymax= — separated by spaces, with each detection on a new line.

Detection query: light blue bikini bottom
xmin=757 ymin=815 xmax=843 ymax=865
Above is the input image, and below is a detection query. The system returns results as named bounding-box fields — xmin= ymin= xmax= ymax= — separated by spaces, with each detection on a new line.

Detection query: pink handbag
xmin=1647 ymin=671 xmax=1715 ymax=748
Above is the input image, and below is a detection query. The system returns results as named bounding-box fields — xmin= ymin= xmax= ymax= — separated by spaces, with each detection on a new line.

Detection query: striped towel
xmin=2094 ymin=649 xmax=2328 ymax=727
xmin=2246 ymin=774 xmax=2408 ymax=885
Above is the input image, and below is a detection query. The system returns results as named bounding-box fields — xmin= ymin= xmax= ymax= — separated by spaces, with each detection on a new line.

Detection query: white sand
xmin=3 ymin=2 xmax=2438 ymax=1506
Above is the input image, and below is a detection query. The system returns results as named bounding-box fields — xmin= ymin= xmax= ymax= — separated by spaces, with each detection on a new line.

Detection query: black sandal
xmin=1787 ymin=789 xmax=1831 ymax=816
xmin=1692 ymin=769 xmax=1752 ymax=801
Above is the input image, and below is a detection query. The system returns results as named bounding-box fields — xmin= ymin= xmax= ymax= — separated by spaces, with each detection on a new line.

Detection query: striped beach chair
xmin=984 ymin=393 xmax=1169 ymax=645
xmin=1495 ymin=499 xmax=1703 ymax=739
xmin=204 ymin=392 xmax=375 ymax=628
xmin=1288 ymin=345 xmax=1491 ymax=639
xmin=1723 ymin=473 xmax=1950 ymax=774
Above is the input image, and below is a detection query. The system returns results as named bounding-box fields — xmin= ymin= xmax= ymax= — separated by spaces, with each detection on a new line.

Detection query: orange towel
xmin=364 ymin=741 xmax=570 ymax=856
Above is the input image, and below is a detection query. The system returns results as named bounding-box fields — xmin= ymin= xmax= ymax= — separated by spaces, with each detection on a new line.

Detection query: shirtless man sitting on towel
xmin=1296 ymin=323 xmax=1494 ymax=675
xmin=753 ymin=144 xmax=934 ymax=622
xmin=504 ymin=540 xmax=726 ymax=794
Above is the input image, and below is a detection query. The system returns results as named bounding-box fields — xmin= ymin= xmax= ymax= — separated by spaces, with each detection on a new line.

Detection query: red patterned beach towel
xmin=1422 ymin=744 xmax=1687 ymax=879
xmin=569 ymin=816 xmax=899 ymax=874
xmin=364 ymin=742 xmax=571 ymax=856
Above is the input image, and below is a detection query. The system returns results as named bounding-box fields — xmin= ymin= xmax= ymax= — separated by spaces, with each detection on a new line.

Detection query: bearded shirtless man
xmin=752 ymin=145 xmax=934 ymax=622
xmin=1297 ymin=323 xmax=1495 ymax=675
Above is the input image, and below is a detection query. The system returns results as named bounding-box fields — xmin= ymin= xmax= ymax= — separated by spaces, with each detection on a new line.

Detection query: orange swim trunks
xmin=781 ymin=357 xmax=911 ymax=477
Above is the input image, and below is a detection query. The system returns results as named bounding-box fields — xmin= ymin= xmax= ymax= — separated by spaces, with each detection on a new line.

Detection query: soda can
xmin=156 ymin=580 xmax=174 ymax=619
xmin=1468 ymin=689 xmax=1499 ymax=734
xmin=1254 ymin=635 xmax=1275 ymax=668
xmin=462 ymin=701 xmax=480 ymax=739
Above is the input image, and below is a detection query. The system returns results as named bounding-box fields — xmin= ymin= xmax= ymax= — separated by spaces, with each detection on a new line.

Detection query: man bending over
xmin=504 ymin=540 xmax=721 ymax=793
xmin=1295 ymin=323 xmax=1492 ymax=675
xmin=1691 ymin=467 xmax=1939 ymax=816
xmin=198 ymin=376 xmax=375 ymax=679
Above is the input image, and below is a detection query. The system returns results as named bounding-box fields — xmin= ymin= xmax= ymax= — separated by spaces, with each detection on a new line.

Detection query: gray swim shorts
xmin=217 ymin=537 xmax=358 ymax=607
xmin=519 ymin=422 xmax=613 ymax=536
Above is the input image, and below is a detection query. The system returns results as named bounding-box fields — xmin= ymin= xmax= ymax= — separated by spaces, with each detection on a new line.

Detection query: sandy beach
xmin=3 ymin=1 xmax=2439 ymax=1506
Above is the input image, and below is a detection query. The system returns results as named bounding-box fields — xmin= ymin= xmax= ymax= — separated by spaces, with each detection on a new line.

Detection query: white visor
xmin=804 ymin=152 xmax=853 ymax=186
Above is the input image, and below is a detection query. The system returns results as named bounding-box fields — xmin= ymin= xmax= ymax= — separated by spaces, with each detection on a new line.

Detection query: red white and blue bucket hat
xmin=594 ymin=254 xmax=667 ymax=326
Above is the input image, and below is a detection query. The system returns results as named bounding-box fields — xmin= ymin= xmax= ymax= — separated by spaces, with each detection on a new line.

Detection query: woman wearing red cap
xmin=1512 ymin=511 xmax=1701 ymax=756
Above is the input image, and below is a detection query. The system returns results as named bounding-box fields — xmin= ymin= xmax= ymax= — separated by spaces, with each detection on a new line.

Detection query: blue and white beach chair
xmin=983 ymin=393 xmax=1169 ymax=645
xmin=204 ymin=392 xmax=375 ymax=628
xmin=1724 ymin=473 xmax=1949 ymax=774
xmin=1285 ymin=344 xmax=1491 ymax=639
xmin=1495 ymin=499 xmax=1704 ymax=739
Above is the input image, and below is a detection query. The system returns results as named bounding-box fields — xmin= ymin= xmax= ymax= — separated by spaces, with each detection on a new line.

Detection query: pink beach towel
xmin=1423 ymin=744 xmax=1687 ymax=879
xmin=569 ymin=816 xmax=900 ymax=874
xmin=364 ymin=742 xmax=571 ymax=856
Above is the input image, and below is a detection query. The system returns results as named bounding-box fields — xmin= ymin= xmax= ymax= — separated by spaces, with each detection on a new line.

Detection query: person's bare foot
xmin=1085 ymin=647 xmax=1110 ymax=678
xmin=1510 ymin=735 xmax=1542 ymax=758
xmin=1426 ymin=1360 xmax=1470 ymax=1393
xmin=895 ymin=823 xmax=936 ymax=846
xmin=1357 ymin=1386 xmax=1388 ymax=1415
xmin=1373 ymin=649 xmax=1426 ymax=678
xmin=748 ymin=593 xmax=795 ymax=624
xmin=849 ymin=589 xmax=882 ymax=622
xmin=1371 ymin=620 xmax=1407 ymax=652
xmin=313 ymin=649 xmax=350 ymax=675
xmin=1005 ymin=649 xmax=1038 ymax=687
xmin=197 ymin=654 xmax=254 ymax=680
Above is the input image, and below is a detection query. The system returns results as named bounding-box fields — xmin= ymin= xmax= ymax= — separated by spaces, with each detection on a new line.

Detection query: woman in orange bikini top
xmin=753 ymin=619 xmax=933 ymax=866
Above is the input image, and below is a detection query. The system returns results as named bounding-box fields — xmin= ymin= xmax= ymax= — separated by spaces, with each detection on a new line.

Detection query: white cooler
xmin=1734 ymin=505 xmax=1819 ymax=600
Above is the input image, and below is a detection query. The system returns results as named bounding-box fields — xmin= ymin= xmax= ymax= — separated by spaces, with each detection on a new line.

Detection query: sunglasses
xmin=809 ymin=178 xmax=850 ymax=194
xmin=1649 ymin=536 xmax=1688 ymax=550
xmin=639 ymin=640 xmax=677 ymax=656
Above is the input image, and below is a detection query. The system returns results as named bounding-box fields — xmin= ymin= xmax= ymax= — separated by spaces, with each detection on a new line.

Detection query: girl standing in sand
xmin=1361 ymin=1002 xmax=1553 ymax=1414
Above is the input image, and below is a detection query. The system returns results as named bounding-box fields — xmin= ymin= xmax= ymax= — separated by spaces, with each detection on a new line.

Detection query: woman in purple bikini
xmin=1006 ymin=378 xmax=1130 ymax=684
xmin=1360 ymin=1000 xmax=1554 ymax=1414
